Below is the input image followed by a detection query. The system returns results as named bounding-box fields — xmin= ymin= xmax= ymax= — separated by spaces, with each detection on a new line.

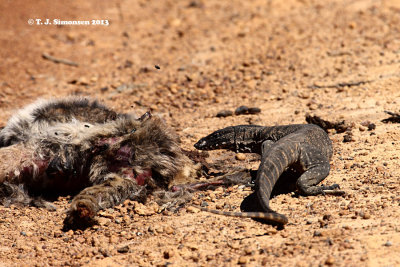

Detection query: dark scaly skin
xmin=194 ymin=124 xmax=341 ymax=225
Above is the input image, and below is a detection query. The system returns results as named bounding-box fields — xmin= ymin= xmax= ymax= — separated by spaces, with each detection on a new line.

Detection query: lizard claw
xmin=322 ymin=189 xmax=346 ymax=196
xmin=320 ymin=184 xmax=343 ymax=195
xmin=329 ymin=183 xmax=340 ymax=190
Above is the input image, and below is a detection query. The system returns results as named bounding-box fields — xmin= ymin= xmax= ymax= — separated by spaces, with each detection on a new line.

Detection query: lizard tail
xmin=196 ymin=206 xmax=288 ymax=225
xmin=255 ymin=139 xmax=300 ymax=218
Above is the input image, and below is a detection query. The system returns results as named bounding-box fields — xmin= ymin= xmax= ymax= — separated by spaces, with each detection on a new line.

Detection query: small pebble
xmin=186 ymin=206 xmax=200 ymax=213
xmin=164 ymin=226 xmax=174 ymax=235
xmin=384 ymin=241 xmax=392 ymax=247
xmin=247 ymin=107 xmax=261 ymax=114
xmin=244 ymin=247 xmax=254 ymax=255
xmin=235 ymin=105 xmax=249 ymax=115
xmin=215 ymin=203 xmax=224 ymax=210
xmin=326 ymin=238 xmax=334 ymax=245
xmin=235 ymin=153 xmax=246 ymax=161
xmin=367 ymin=123 xmax=376 ymax=131
xmin=325 ymin=256 xmax=335 ymax=265
xmin=343 ymin=134 xmax=353 ymax=142
xmin=238 ymin=256 xmax=248 ymax=264
xmin=109 ymin=235 xmax=118 ymax=244
xmin=206 ymin=254 xmax=214 ymax=261
xmin=313 ymin=231 xmax=322 ymax=237
xmin=117 ymin=245 xmax=130 ymax=253
xmin=163 ymin=249 xmax=174 ymax=259
xmin=99 ymin=248 xmax=111 ymax=257
xmin=361 ymin=211 xmax=371 ymax=219
xmin=155 ymin=226 xmax=164 ymax=234
xmin=234 ymin=106 xmax=261 ymax=115
xmin=97 ymin=217 xmax=111 ymax=226
xmin=200 ymin=201 xmax=209 ymax=207
xmin=53 ymin=232 xmax=64 ymax=238
xmin=216 ymin=110 xmax=233 ymax=118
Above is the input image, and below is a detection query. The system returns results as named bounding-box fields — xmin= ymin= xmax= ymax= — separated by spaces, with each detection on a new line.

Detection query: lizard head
xmin=194 ymin=126 xmax=237 ymax=151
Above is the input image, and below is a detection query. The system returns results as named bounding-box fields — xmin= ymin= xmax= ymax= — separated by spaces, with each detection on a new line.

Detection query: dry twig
xmin=42 ymin=53 xmax=79 ymax=67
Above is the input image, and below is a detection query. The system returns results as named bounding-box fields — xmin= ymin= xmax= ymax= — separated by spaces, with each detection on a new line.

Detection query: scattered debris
xmin=124 ymin=60 xmax=133 ymax=68
xmin=384 ymin=241 xmax=393 ymax=247
xmin=367 ymin=123 xmax=376 ymax=131
xmin=216 ymin=110 xmax=233 ymax=118
xmin=117 ymin=245 xmax=130 ymax=253
xmin=326 ymin=50 xmax=352 ymax=57
xmin=305 ymin=114 xmax=350 ymax=133
xmin=187 ymin=0 xmax=204 ymax=8
xmin=343 ymin=133 xmax=354 ymax=143
xmin=235 ymin=106 xmax=261 ymax=115
xmin=42 ymin=53 xmax=79 ymax=67
xmin=215 ymin=106 xmax=261 ymax=118
xmin=309 ymin=79 xmax=373 ymax=89
xmin=382 ymin=111 xmax=400 ymax=123
xmin=360 ymin=121 xmax=376 ymax=131
xmin=313 ymin=231 xmax=322 ymax=237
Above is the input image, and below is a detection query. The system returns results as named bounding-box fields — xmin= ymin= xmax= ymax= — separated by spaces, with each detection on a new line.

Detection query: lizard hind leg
xmin=295 ymin=164 xmax=343 ymax=196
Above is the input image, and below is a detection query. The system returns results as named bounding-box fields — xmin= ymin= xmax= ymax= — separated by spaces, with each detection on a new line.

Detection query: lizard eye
xmin=131 ymin=128 xmax=136 ymax=133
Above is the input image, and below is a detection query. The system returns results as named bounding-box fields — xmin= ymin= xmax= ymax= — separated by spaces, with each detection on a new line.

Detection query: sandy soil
xmin=1 ymin=0 xmax=400 ymax=266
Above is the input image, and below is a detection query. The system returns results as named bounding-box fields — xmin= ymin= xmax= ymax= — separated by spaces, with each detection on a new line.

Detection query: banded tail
xmin=195 ymin=139 xmax=299 ymax=225
xmin=254 ymin=139 xmax=300 ymax=220
xmin=195 ymin=206 xmax=288 ymax=225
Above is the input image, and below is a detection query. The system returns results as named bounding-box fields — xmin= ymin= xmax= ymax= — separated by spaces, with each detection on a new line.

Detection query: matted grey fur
xmin=0 ymin=97 xmax=195 ymax=229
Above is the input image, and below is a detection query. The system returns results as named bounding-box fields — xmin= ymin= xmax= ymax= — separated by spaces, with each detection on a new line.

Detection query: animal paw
xmin=63 ymin=199 xmax=97 ymax=231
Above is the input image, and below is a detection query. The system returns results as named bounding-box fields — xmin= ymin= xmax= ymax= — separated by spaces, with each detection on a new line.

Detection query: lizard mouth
xmin=194 ymin=140 xmax=207 ymax=150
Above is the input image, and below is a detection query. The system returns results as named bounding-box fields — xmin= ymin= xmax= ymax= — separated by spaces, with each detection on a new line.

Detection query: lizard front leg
xmin=63 ymin=174 xmax=146 ymax=230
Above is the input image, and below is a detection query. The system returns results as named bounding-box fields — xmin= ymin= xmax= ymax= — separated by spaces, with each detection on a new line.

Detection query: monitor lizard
xmin=194 ymin=124 xmax=343 ymax=225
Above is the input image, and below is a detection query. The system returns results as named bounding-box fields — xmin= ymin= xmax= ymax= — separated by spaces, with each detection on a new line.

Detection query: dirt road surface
xmin=1 ymin=0 xmax=400 ymax=266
